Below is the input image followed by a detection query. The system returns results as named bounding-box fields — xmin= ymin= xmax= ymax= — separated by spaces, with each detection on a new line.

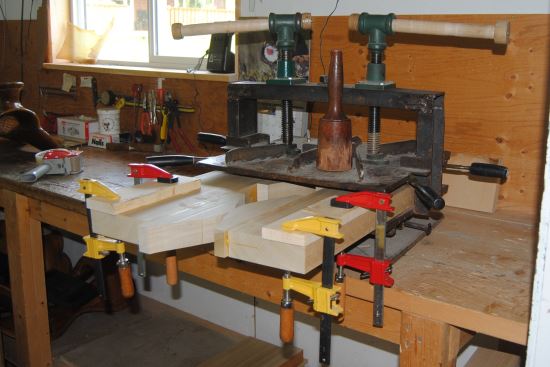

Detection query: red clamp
xmin=336 ymin=253 xmax=394 ymax=287
xmin=128 ymin=163 xmax=178 ymax=183
xmin=332 ymin=191 xmax=394 ymax=212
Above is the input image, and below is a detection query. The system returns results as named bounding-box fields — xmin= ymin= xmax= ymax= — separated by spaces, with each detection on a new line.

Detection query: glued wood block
xmin=86 ymin=175 xmax=201 ymax=215
xmin=443 ymin=153 xmax=501 ymax=213
xmin=89 ymin=171 xmax=315 ymax=254
xmin=215 ymin=185 xmax=415 ymax=274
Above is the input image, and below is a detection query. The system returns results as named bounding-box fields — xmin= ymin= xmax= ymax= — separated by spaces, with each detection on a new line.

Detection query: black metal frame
xmin=227 ymin=81 xmax=445 ymax=198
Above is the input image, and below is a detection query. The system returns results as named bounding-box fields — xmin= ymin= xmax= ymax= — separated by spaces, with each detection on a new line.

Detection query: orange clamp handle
xmin=280 ymin=305 xmax=295 ymax=343
xmin=166 ymin=251 xmax=178 ymax=286
xmin=118 ymin=264 xmax=135 ymax=299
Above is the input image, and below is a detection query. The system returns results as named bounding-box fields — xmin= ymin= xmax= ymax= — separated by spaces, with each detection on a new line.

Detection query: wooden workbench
xmin=0 ymin=143 xmax=534 ymax=366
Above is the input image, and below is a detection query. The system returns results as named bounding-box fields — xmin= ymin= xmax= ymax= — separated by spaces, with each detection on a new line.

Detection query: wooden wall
xmin=309 ymin=14 xmax=550 ymax=216
xmin=0 ymin=9 xmax=548 ymax=215
xmin=0 ymin=6 xmax=226 ymax=158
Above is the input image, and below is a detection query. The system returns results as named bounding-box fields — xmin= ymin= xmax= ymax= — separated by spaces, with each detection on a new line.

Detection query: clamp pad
xmin=283 ymin=276 xmax=343 ymax=316
xmin=128 ymin=163 xmax=178 ymax=183
xmin=83 ymin=235 xmax=126 ymax=259
xmin=78 ymin=178 xmax=120 ymax=201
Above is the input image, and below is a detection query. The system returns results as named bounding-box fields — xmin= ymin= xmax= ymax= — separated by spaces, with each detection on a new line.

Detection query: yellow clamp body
xmin=283 ymin=276 xmax=343 ymax=316
xmin=78 ymin=178 xmax=120 ymax=201
xmin=83 ymin=235 xmax=126 ymax=259
xmin=282 ymin=216 xmax=343 ymax=240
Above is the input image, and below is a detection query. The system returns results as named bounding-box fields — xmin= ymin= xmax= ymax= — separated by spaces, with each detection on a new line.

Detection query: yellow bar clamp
xmin=78 ymin=178 xmax=120 ymax=201
xmin=282 ymin=276 xmax=343 ymax=316
xmin=281 ymin=216 xmax=343 ymax=240
xmin=83 ymin=235 xmax=126 ymax=260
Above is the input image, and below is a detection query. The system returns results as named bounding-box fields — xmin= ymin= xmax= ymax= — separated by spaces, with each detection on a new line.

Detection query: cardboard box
xmin=57 ymin=116 xmax=99 ymax=142
xmin=88 ymin=133 xmax=120 ymax=149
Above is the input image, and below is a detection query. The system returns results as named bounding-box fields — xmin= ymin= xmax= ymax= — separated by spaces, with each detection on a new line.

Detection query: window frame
xmin=69 ymin=0 xmax=235 ymax=71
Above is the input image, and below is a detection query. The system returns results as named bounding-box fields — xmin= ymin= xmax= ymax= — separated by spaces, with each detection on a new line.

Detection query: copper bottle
xmin=316 ymin=50 xmax=352 ymax=171
xmin=0 ymin=82 xmax=59 ymax=150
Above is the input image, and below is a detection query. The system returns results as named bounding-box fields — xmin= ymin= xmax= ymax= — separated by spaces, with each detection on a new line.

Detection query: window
xmin=70 ymin=0 xmax=235 ymax=69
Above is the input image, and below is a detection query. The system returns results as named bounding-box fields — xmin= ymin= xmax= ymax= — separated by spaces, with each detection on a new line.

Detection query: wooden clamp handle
xmin=172 ymin=13 xmax=312 ymax=39
xmin=118 ymin=265 xmax=135 ymax=299
xmin=172 ymin=18 xmax=269 ymax=39
xmin=349 ymin=14 xmax=510 ymax=44
xmin=166 ymin=251 xmax=178 ymax=286
xmin=280 ymin=305 xmax=295 ymax=343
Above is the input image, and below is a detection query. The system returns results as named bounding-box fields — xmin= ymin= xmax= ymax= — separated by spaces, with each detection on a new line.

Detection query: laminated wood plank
xmin=89 ymin=172 xmax=315 ymax=254
xmin=86 ymin=175 xmax=201 ymax=215
xmin=217 ymin=185 xmax=414 ymax=273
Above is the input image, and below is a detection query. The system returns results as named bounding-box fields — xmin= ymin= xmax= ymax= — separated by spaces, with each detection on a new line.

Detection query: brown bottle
xmin=0 ymin=82 xmax=59 ymax=150
xmin=316 ymin=50 xmax=352 ymax=172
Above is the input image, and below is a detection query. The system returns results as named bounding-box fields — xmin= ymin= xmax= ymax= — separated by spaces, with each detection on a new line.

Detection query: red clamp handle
xmin=336 ymin=253 xmax=394 ymax=287
xmin=128 ymin=163 xmax=178 ymax=183
xmin=333 ymin=191 xmax=394 ymax=212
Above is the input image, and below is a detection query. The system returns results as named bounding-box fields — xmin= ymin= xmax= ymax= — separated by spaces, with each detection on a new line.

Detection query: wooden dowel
xmin=349 ymin=14 xmax=510 ymax=45
xmin=280 ymin=305 xmax=295 ymax=343
xmin=172 ymin=18 xmax=269 ymax=39
xmin=392 ymin=19 xmax=509 ymax=44
xmin=118 ymin=265 xmax=135 ymax=299
xmin=165 ymin=251 xmax=178 ymax=286
xmin=171 ymin=13 xmax=311 ymax=39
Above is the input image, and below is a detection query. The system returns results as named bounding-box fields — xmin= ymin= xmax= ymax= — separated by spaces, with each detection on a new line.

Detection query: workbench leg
xmin=399 ymin=312 xmax=461 ymax=367
xmin=4 ymin=191 xmax=52 ymax=366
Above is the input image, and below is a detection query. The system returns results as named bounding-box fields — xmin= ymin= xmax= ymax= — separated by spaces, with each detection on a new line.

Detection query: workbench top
xmin=0 ymin=140 xmax=535 ymax=346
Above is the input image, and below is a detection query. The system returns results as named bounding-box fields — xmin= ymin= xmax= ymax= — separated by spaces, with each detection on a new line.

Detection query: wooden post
xmin=3 ymin=191 xmax=52 ymax=366
xmin=400 ymin=312 xmax=461 ymax=367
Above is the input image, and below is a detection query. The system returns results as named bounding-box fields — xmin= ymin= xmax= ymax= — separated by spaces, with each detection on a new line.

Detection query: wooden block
xmin=443 ymin=153 xmax=501 ymax=213
xmin=216 ymin=185 xmax=414 ymax=274
xmin=86 ymin=175 xmax=201 ymax=215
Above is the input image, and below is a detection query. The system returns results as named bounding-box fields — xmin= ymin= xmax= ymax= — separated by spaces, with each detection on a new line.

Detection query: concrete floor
xmin=51 ymin=295 xmax=245 ymax=367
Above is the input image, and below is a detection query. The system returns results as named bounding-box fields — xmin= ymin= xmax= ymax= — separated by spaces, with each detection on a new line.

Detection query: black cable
xmin=190 ymin=51 xmax=209 ymax=132
xmin=319 ymin=0 xmax=340 ymax=76
xmin=20 ymin=0 xmax=25 ymax=82
xmin=27 ymin=0 xmax=34 ymax=50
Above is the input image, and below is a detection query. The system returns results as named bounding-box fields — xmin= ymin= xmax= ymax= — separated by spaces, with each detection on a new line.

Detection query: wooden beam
xmin=29 ymin=199 xmax=89 ymax=237
xmin=3 ymin=191 xmax=52 ymax=366
xmin=400 ymin=312 xmax=461 ymax=367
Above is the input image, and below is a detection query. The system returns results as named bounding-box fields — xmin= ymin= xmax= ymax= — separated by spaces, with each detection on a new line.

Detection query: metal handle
xmin=20 ymin=163 xmax=51 ymax=183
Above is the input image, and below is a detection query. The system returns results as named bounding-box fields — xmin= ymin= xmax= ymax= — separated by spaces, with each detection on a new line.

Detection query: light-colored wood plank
xmin=3 ymin=190 xmax=52 ymax=366
xmin=465 ymin=347 xmax=520 ymax=367
xmin=400 ymin=312 xmax=461 ymax=367
xmin=443 ymin=153 xmax=501 ymax=213
xmin=262 ymin=185 xmax=413 ymax=246
xmin=86 ymin=175 xmax=201 ymax=215
xmin=219 ymin=185 xmax=414 ymax=273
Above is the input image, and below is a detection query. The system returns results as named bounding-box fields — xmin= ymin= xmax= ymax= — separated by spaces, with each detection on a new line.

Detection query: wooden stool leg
xmin=400 ymin=312 xmax=461 ymax=367
xmin=4 ymin=191 xmax=52 ymax=366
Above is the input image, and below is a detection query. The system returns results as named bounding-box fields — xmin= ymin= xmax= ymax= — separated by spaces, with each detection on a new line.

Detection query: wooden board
xmin=443 ymin=153 xmax=501 ymax=213
xmin=198 ymin=337 xmax=303 ymax=367
xmin=86 ymin=175 xmax=201 ymax=215
xmin=216 ymin=185 xmax=414 ymax=274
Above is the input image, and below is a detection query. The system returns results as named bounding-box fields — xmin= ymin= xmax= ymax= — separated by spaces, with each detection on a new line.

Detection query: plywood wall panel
xmin=310 ymin=14 xmax=549 ymax=215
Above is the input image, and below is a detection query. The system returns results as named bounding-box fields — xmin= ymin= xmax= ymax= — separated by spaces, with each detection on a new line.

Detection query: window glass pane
xmin=84 ymin=0 xmax=149 ymax=62
xmin=156 ymin=0 xmax=235 ymax=59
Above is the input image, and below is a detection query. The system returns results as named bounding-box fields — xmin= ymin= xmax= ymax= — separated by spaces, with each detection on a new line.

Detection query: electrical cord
xmin=319 ymin=0 xmax=340 ymax=76
xmin=189 ymin=50 xmax=209 ymax=133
